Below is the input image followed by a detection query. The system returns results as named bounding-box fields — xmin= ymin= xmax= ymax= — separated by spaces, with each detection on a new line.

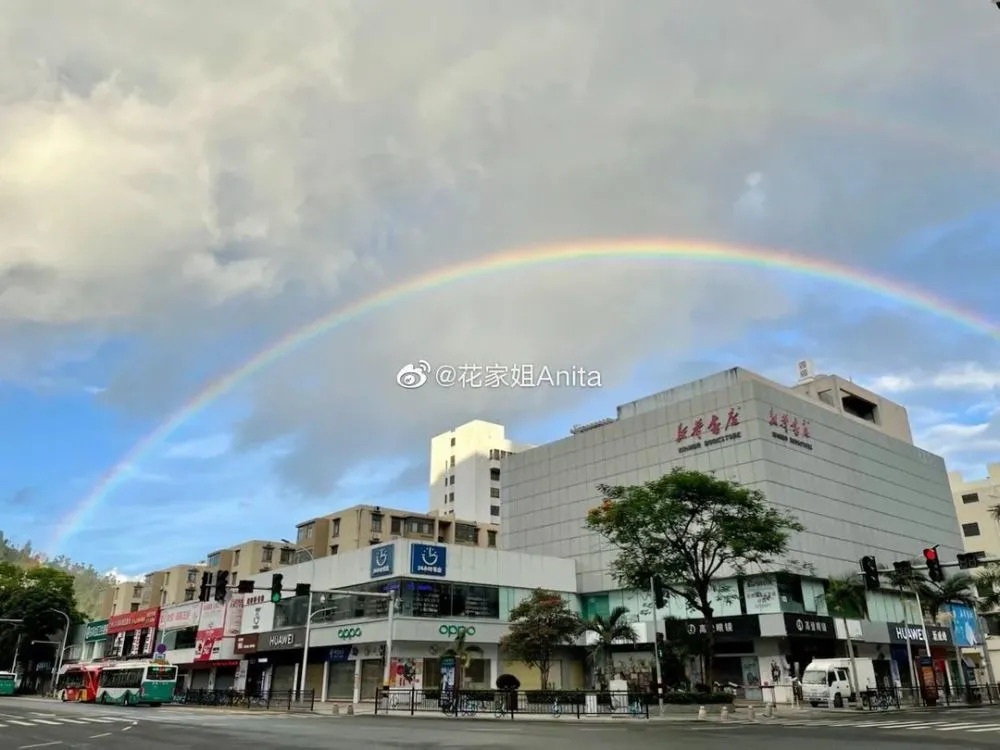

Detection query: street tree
xmin=578 ymin=605 xmax=637 ymax=688
xmin=500 ymin=589 xmax=580 ymax=690
xmin=443 ymin=628 xmax=483 ymax=689
xmin=587 ymin=468 xmax=804 ymax=683
xmin=0 ymin=563 xmax=82 ymax=672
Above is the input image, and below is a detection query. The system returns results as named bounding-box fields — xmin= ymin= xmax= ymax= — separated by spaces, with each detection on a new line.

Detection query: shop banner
xmin=159 ymin=601 xmax=202 ymax=631
xmin=195 ymin=600 xmax=226 ymax=662
xmin=108 ymin=607 xmax=160 ymax=634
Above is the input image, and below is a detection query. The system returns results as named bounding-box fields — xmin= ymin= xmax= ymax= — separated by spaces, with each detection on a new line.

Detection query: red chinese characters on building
xmin=767 ymin=409 xmax=811 ymax=440
xmin=107 ymin=607 xmax=160 ymax=635
xmin=675 ymin=408 xmax=742 ymax=444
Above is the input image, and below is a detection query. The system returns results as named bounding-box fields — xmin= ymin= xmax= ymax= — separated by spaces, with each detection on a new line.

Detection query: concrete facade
xmin=949 ymin=463 xmax=1000 ymax=558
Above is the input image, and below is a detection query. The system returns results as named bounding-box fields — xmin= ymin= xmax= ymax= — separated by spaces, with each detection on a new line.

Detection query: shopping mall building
xmin=501 ymin=366 xmax=973 ymax=698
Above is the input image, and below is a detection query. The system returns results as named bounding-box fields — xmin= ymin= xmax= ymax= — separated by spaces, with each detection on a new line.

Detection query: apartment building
xmin=949 ymin=463 xmax=1000 ymax=557
xmin=205 ymin=539 xmax=294 ymax=579
xmin=294 ymin=504 xmax=499 ymax=560
xmin=428 ymin=419 xmax=534 ymax=525
xmin=95 ymin=563 xmax=205 ymax=619
xmin=98 ymin=579 xmax=145 ymax=619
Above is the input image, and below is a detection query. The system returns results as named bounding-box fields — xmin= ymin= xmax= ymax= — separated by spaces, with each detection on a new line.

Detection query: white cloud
xmin=104 ymin=568 xmax=142 ymax=583
xmin=866 ymin=364 xmax=1000 ymax=395
xmin=164 ymin=434 xmax=232 ymax=461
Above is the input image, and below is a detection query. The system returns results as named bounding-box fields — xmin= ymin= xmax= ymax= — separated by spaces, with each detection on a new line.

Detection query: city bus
xmin=56 ymin=664 xmax=102 ymax=702
xmin=0 ymin=671 xmax=15 ymax=696
xmin=96 ymin=661 xmax=177 ymax=706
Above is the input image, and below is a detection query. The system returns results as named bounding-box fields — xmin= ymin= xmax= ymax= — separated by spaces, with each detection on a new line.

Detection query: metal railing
xmin=171 ymin=688 xmax=315 ymax=712
xmin=375 ymin=688 xmax=671 ymax=718
xmin=790 ymin=683 xmax=1000 ymax=710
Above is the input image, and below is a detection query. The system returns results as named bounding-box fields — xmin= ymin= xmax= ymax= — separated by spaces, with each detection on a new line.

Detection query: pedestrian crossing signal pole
xmin=650 ymin=577 xmax=665 ymax=716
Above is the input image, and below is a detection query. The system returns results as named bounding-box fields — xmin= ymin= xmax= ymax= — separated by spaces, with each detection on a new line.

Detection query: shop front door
xmin=360 ymin=660 xmax=384 ymax=700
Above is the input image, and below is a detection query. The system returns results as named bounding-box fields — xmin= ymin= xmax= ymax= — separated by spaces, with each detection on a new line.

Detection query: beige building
xmin=204 ymin=539 xmax=294 ymax=581
xmin=948 ymin=463 xmax=1000 ymax=557
xmin=97 ymin=563 xmax=206 ymax=619
xmin=294 ymin=504 xmax=499 ymax=560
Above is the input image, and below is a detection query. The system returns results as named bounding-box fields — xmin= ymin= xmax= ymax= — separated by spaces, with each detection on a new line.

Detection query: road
xmin=1 ymin=697 xmax=999 ymax=748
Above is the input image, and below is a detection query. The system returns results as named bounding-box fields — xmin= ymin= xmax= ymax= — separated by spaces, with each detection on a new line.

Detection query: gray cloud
xmin=1 ymin=1 xmax=998 ymax=501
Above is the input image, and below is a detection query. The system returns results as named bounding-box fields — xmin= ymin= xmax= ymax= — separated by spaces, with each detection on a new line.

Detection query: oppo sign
xmin=439 ymin=625 xmax=475 ymax=637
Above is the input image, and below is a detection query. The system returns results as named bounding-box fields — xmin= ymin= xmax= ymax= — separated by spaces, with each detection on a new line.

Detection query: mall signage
xmin=888 ymin=622 xmax=952 ymax=646
xmin=674 ymin=407 xmax=743 ymax=454
xmin=259 ymin=628 xmax=306 ymax=651
xmin=108 ymin=607 xmax=160 ymax=634
xmin=370 ymin=544 xmax=394 ymax=578
xmin=673 ymin=614 xmax=760 ymax=641
xmin=84 ymin=620 xmax=109 ymax=642
xmin=784 ymin=613 xmax=834 ymax=638
xmin=410 ymin=543 xmax=447 ymax=576
xmin=767 ymin=409 xmax=814 ymax=451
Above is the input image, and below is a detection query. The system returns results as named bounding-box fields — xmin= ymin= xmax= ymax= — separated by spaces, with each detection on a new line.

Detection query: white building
xmin=501 ymin=366 xmax=967 ymax=693
xmin=428 ymin=420 xmax=534 ymax=525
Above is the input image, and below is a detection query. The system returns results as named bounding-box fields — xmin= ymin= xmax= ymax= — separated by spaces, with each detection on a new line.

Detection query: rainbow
xmin=49 ymin=238 xmax=998 ymax=556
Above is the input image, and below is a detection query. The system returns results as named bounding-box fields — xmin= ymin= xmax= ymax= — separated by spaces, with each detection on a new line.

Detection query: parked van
xmin=800 ymin=657 xmax=877 ymax=707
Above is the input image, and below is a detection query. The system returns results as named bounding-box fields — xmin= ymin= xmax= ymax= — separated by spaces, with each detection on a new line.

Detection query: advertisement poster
xmin=440 ymin=656 xmax=456 ymax=694
xmin=195 ymin=600 xmax=225 ymax=662
xmin=389 ymin=658 xmax=423 ymax=690
xmin=224 ymin=594 xmax=245 ymax=636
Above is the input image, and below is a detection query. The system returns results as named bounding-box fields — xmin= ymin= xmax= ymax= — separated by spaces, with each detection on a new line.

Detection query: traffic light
xmin=237 ymin=579 xmax=255 ymax=594
xmin=655 ymin=631 xmax=666 ymax=663
xmin=652 ymin=576 xmax=666 ymax=609
xmin=957 ymin=552 xmax=984 ymax=570
xmin=892 ymin=560 xmax=913 ymax=578
xmin=214 ymin=570 xmax=230 ymax=602
xmin=860 ymin=556 xmax=880 ymax=591
xmin=924 ymin=547 xmax=943 ymax=582
xmin=295 ymin=583 xmax=311 ymax=597
xmin=270 ymin=573 xmax=284 ymax=603
xmin=198 ymin=572 xmax=212 ymax=602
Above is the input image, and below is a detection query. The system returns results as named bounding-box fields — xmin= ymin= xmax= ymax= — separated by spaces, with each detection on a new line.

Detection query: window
xmin=963 ymin=522 xmax=981 ymax=537
xmin=371 ymin=514 xmax=383 ymax=533
xmin=129 ymin=603 xmax=140 ymax=612
xmin=962 ymin=493 xmax=980 ymax=504
xmin=455 ymin=523 xmax=477 ymax=544
xmin=184 ymin=587 xmax=195 ymax=602
xmin=405 ymin=519 xmax=434 ymax=535
xmin=490 ymin=487 xmax=500 ymax=498
xmin=490 ymin=505 xmax=500 ymax=517
xmin=487 ymin=530 xmax=497 ymax=547
xmin=330 ymin=545 xmax=339 ymax=555
xmin=451 ymin=437 xmax=456 ymax=446
xmin=186 ymin=569 xmax=198 ymax=584
xmin=448 ymin=492 xmax=454 ymax=503
xmin=132 ymin=585 xmax=143 ymax=598
xmin=391 ymin=517 xmax=402 ymax=534
xmin=298 ymin=523 xmax=314 ymax=542
xmin=207 ymin=553 xmax=221 ymax=567
xmin=332 ymin=518 xmax=341 ymax=537
xmin=261 ymin=545 xmax=274 ymax=563
xmin=450 ymin=455 xmax=455 ymax=468
xmin=490 ymin=468 xmax=500 ymax=482
xmin=233 ymin=550 xmax=241 ymax=567
xmin=449 ymin=475 xmax=455 ymax=485
xmin=279 ymin=547 xmax=295 ymax=564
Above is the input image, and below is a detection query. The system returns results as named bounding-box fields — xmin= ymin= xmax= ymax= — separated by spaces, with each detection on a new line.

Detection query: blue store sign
xmin=948 ymin=603 xmax=981 ymax=647
xmin=410 ymin=543 xmax=447 ymax=577
xmin=370 ymin=545 xmax=394 ymax=578
xmin=327 ymin=646 xmax=352 ymax=663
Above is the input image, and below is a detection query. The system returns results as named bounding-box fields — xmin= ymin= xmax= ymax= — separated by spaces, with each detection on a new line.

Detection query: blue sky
xmin=1 ymin=3 xmax=999 ymax=576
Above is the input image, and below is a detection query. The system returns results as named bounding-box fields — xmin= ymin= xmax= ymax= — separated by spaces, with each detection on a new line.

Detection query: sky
xmin=1 ymin=1 xmax=999 ymax=576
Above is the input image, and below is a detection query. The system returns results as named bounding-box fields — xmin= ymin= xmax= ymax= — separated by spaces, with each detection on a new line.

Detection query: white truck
xmin=800 ymin=657 xmax=878 ymax=707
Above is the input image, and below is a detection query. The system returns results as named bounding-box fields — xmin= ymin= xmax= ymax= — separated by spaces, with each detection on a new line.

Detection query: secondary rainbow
xmin=49 ymin=238 xmax=999 ymax=555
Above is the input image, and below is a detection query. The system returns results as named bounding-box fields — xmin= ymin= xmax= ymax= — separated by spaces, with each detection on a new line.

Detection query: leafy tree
xmin=587 ymin=468 xmax=804 ymax=683
xmin=0 ymin=562 xmax=83 ymax=676
xmin=443 ymin=629 xmax=483 ymax=688
xmin=921 ymin=574 xmax=977 ymax=621
xmin=500 ymin=589 xmax=580 ymax=690
xmin=578 ymin=605 xmax=637 ymax=688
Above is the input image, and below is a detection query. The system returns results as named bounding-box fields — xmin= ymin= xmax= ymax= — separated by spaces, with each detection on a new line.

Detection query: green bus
xmin=96 ymin=661 xmax=177 ymax=706
xmin=0 ymin=672 xmax=15 ymax=696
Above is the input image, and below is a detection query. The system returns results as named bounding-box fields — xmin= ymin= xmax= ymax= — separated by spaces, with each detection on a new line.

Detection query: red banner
xmin=107 ymin=607 xmax=160 ymax=634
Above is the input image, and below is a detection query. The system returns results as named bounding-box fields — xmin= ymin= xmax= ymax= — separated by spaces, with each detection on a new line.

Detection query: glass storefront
xmin=274 ymin=579 xmax=501 ymax=628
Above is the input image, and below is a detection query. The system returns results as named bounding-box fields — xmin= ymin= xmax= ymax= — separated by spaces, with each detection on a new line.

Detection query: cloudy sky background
xmin=1 ymin=1 xmax=999 ymax=574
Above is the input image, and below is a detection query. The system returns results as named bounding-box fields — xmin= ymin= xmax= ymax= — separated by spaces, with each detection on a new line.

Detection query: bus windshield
xmin=146 ymin=666 xmax=177 ymax=681
xmin=56 ymin=671 xmax=87 ymax=689
xmin=0 ymin=673 xmax=14 ymax=683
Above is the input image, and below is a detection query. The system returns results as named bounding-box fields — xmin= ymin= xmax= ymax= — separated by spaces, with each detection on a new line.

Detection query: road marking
xmin=88 ymin=733 xmax=111 ymax=739
xmin=79 ymin=717 xmax=115 ymax=723
xmin=52 ymin=718 xmax=86 ymax=724
xmin=122 ymin=725 xmax=133 ymax=731
xmin=29 ymin=713 xmax=58 ymax=717
xmin=934 ymin=723 xmax=986 ymax=731
xmin=7 ymin=720 xmax=36 ymax=726
xmin=27 ymin=719 xmax=62 ymax=725
xmin=17 ymin=743 xmax=62 ymax=749
xmin=967 ymin=726 xmax=1000 ymax=733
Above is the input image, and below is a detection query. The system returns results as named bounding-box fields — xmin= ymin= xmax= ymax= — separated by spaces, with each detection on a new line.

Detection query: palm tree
xmin=442 ymin=629 xmax=483 ymax=689
xmin=921 ymin=574 xmax=977 ymax=622
xmin=578 ymin=606 xmax=637 ymax=688
xmin=822 ymin=575 xmax=867 ymax=698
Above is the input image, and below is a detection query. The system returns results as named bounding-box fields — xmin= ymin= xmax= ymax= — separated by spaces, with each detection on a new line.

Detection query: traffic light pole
xmin=648 ymin=578 xmax=664 ymax=716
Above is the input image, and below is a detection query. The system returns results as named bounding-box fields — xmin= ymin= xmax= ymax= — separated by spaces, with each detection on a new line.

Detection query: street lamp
xmin=47 ymin=610 xmax=71 ymax=694
xmin=281 ymin=539 xmax=316 ymax=697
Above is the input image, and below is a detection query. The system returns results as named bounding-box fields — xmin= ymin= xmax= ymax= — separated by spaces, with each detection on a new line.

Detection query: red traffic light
xmin=923 ymin=548 xmax=937 ymax=561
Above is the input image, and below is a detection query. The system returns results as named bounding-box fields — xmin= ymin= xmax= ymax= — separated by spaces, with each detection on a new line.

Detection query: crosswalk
xmin=714 ymin=716 xmax=1000 ymax=735
xmin=0 ymin=712 xmax=134 ymax=731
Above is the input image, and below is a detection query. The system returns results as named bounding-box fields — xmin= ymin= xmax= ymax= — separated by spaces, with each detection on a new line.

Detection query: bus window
xmin=146 ymin=666 xmax=177 ymax=681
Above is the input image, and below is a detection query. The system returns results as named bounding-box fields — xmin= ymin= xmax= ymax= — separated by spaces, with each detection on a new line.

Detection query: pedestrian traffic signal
xmin=860 ymin=555 xmax=880 ymax=590
xmin=652 ymin=576 xmax=666 ymax=609
xmin=270 ymin=573 xmax=284 ymax=603
xmin=214 ymin=570 xmax=230 ymax=602
xmin=923 ymin=547 xmax=943 ymax=582
xmin=295 ymin=583 xmax=311 ymax=597
xmin=198 ymin=572 xmax=212 ymax=602
xmin=237 ymin=579 xmax=255 ymax=594
xmin=892 ymin=560 xmax=913 ymax=578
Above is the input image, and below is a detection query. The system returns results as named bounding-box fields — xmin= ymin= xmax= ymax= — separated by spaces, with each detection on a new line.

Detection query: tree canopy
xmin=578 ymin=605 xmax=637 ymax=689
xmin=586 ymin=468 xmax=803 ymax=681
xmin=499 ymin=589 xmax=580 ymax=690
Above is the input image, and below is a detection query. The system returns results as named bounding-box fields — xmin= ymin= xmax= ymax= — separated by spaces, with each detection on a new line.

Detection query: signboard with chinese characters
xmin=370 ymin=544 xmax=395 ymax=578
xmin=108 ymin=607 xmax=160 ymax=634
xmin=258 ymin=627 xmax=306 ymax=652
xmin=159 ymin=601 xmax=202 ymax=631
xmin=410 ymin=543 xmax=447 ymax=577
xmin=674 ymin=407 xmax=743 ymax=454
xmin=84 ymin=620 xmax=109 ymax=642
xmin=672 ymin=614 xmax=760 ymax=641
xmin=194 ymin=600 xmax=226 ymax=662
xmin=743 ymin=576 xmax=780 ymax=615
xmin=783 ymin=613 xmax=834 ymax=638
xmin=888 ymin=622 xmax=952 ymax=646
xmin=766 ymin=409 xmax=814 ymax=450
xmin=239 ymin=595 xmax=274 ymax=636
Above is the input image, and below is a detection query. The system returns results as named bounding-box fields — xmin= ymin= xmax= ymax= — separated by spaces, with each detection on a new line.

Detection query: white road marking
xmin=17 ymin=743 xmax=62 ymax=749
xmin=122 ymin=725 xmax=133 ymax=731
xmin=934 ymin=723 xmax=986 ymax=731
xmin=7 ymin=720 xmax=35 ymax=726
xmin=27 ymin=719 xmax=61 ymax=725
xmin=88 ymin=732 xmax=111 ymax=739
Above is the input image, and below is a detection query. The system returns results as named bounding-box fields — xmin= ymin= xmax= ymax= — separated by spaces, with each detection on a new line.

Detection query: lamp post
xmin=281 ymin=540 xmax=316 ymax=697
xmin=47 ymin=610 xmax=71 ymax=694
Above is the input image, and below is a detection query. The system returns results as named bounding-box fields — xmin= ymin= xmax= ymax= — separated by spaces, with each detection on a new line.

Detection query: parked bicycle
xmin=494 ymin=696 xmax=509 ymax=718
xmin=861 ymin=689 xmax=891 ymax=711
xmin=551 ymin=696 xmax=562 ymax=717
xmin=611 ymin=695 xmax=643 ymax=717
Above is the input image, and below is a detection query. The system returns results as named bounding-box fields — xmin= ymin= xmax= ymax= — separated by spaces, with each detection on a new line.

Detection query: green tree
xmin=443 ymin=629 xmax=483 ymax=688
xmin=500 ymin=589 xmax=580 ymax=690
xmin=587 ymin=468 xmax=804 ymax=683
xmin=921 ymin=574 xmax=977 ymax=621
xmin=0 ymin=563 xmax=83 ymax=673
xmin=578 ymin=606 xmax=637 ymax=688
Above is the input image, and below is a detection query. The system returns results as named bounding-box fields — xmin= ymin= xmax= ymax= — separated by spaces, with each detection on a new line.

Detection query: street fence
xmin=375 ymin=687 xmax=665 ymax=718
xmin=171 ymin=688 xmax=315 ymax=712
xmin=759 ymin=682 xmax=1000 ymax=710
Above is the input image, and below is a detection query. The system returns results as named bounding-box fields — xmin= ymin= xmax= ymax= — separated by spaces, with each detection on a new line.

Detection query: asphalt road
xmin=1 ymin=697 xmax=998 ymax=748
